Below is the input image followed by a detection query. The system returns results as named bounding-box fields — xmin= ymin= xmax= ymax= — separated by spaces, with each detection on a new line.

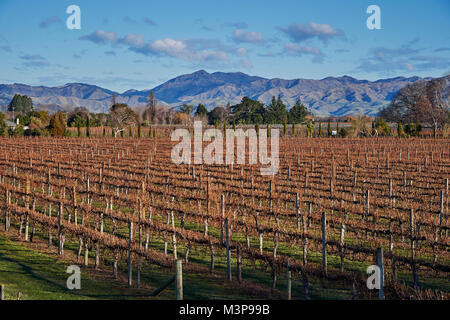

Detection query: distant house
xmin=6 ymin=118 xmax=29 ymax=130
xmin=5 ymin=120 xmax=16 ymax=129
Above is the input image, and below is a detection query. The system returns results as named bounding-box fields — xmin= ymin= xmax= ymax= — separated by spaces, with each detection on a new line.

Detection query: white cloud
xmin=236 ymin=47 xmax=247 ymax=56
xmin=120 ymin=34 xmax=145 ymax=47
xmin=280 ymin=22 xmax=344 ymax=43
xmin=232 ymin=29 xmax=264 ymax=44
xmin=284 ymin=43 xmax=324 ymax=63
xmin=132 ymin=38 xmax=229 ymax=63
xmin=80 ymin=30 xmax=117 ymax=44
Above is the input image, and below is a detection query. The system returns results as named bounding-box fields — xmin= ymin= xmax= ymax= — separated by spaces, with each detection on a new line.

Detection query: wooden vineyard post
xmin=145 ymin=206 xmax=152 ymax=251
xmin=164 ymin=210 xmax=170 ymax=256
xmin=269 ymin=180 xmax=273 ymax=211
xmin=24 ymin=179 xmax=30 ymax=241
xmin=209 ymin=241 xmax=215 ymax=273
xmin=48 ymin=203 xmax=53 ymax=247
xmin=84 ymin=239 xmax=89 ymax=267
xmin=236 ymin=244 xmax=242 ymax=283
xmin=86 ymin=177 xmax=90 ymax=205
xmin=304 ymin=172 xmax=308 ymax=191
xmin=322 ymin=212 xmax=327 ymax=277
xmin=5 ymin=191 xmax=10 ymax=231
xmin=389 ymin=178 xmax=393 ymax=198
xmin=204 ymin=178 xmax=209 ymax=236
xmin=365 ymin=190 xmax=370 ymax=239
xmin=225 ymin=218 xmax=231 ymax=281
xmin=73 ymin=186 xmax=77 ymax=226
xmin=47 ymin=169 xmax=51 ymax=195
xmin=128 ymin=221 xmax=133 ymax=287
xmin=302 ymin=203 xmax=308 ymax=266
xmin=296 ymin=193 xmax=300 ymax=233
xmin=339 ymin=223 xmax=346 ymax=272
xmin=113 ymin=250 xmax=119 ymax=279
xmin=171 ymin=209 xmax=177 ymax=260
xmin=258 ymin=216 xmax=263 ymax=254
xmin=410 ymin=209 xmax=418 ymax=287
xmin=58 ymin=202 xmax=64 ymax=255
xmin=286 ymin=262 xmax=292 ymax=300
xmin=330 ymin=179 xmax=333 ymax=199
xmin=377 ymin=247 xmax=384 ymax=300
xmin=390 ymin=217 xmax=397 ymax=280
xmin=273 ymin=215 xmax=279 ymax=258
xmin=175 ymin=260 xmax=183 ymax=300
xmin=439 ymin=190 xmax=444 ymax=237
xmin=220 ymin=194 xmax=225 ymax=244
xmin=307 ymin=202 xmax=312 ymax=228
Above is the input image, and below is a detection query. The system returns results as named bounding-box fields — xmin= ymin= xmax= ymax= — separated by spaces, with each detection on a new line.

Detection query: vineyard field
xmin=0 ymin=135 xmax=448 ymax=300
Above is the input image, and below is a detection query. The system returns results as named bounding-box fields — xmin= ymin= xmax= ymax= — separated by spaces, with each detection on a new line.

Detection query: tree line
xmin=1 ymin=74 xmax=448 ymax=138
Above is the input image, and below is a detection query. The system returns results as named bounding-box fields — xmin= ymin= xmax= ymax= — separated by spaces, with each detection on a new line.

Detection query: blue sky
xmin=0 ymin=0 xmax=449 ymax=92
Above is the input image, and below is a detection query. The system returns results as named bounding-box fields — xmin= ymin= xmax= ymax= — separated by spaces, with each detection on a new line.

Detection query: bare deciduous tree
xmin=378 ymin=76 xmax=449 ymax=136
xmin=423 ymin=77 xmax=449 ymax=136
xmin=143 ymin=91 xmax=157 ymax=124
xmin=379 ymin=81 xmax=427 ymax=123
xmin=109 ymin=103 xmax=137 ymax=137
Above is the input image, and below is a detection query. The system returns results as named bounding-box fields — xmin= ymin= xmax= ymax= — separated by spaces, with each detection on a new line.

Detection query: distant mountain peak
xmin=0 ymin=71 xmax=427 ymax=116
xmin=192 ymin=69 xmax=209 ymax=75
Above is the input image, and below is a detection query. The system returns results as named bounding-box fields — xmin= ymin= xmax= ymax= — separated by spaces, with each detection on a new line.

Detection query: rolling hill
xmin=0 ymin=70 xmax=428 ymax=116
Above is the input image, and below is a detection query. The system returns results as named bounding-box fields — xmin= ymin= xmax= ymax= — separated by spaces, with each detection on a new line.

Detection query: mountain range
xmin=0 ymin=70 xmax=429 ymax=116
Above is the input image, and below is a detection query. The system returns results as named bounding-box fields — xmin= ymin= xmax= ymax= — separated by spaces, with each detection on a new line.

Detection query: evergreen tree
xmin=86 ymin=116 xmax=90 ymax=137
xmin=8 ymin=94 xmax=33 ymax=114
xmin=266 ymin=95 xmax=287 ymax=124
xmin=194 ymin=104 xmax=208 ymax=117
xmin=0 ymin=112 xmax=7 ymax=137
xmin=288 ymin=100 xmax=308 ymax=124
xmin=230 ymin=96 xmax=266 ymax=124
xmin=415 ymin=123 xmax=422 ymax=136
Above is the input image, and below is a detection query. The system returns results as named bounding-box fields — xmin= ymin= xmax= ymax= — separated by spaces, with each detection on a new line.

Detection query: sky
xmin=0 ymin=0 xmax=449 ymax=93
